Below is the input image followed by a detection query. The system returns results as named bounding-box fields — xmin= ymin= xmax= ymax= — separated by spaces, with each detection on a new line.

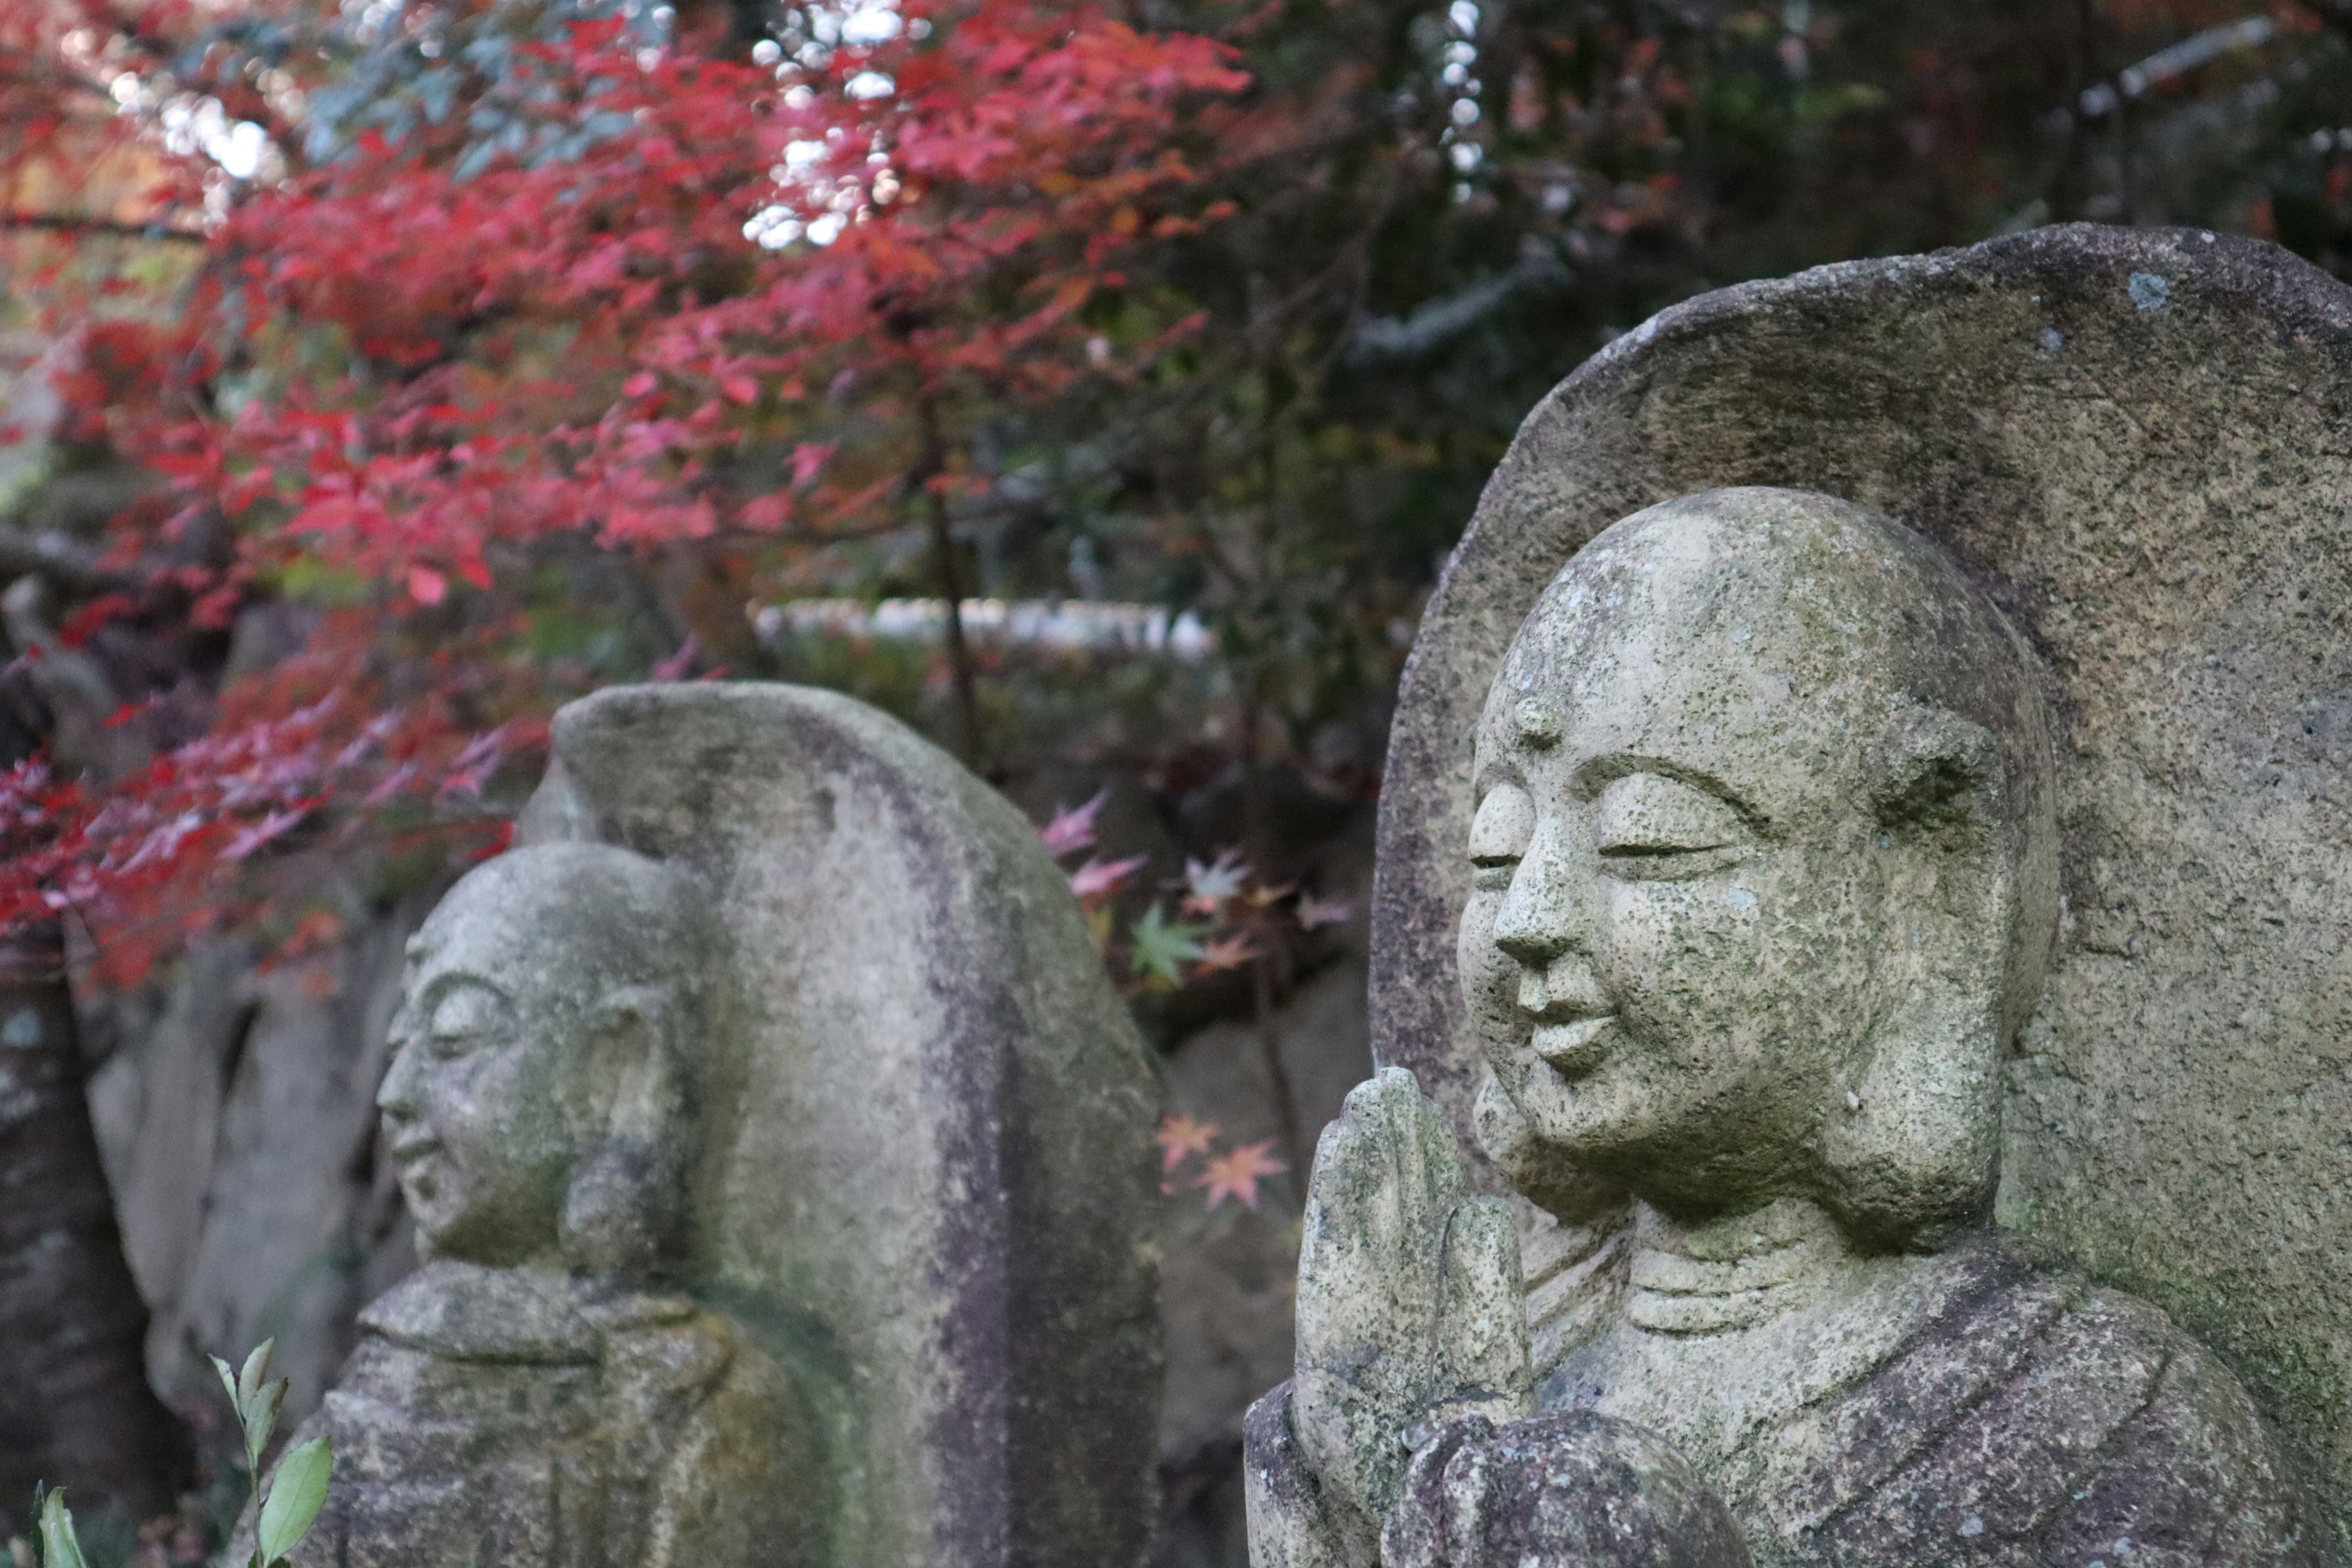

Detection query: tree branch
xmin=0 ymin=529 xmax=141 ymax=593
xmin=0 ymin=211 xmax=205 ymax=245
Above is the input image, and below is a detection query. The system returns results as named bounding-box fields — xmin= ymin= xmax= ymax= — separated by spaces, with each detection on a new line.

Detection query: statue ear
xmin=1866 ymin=703 xmax=2001 ymax=845
xmin=559 ymin=984 xmax=688 ymax=1281
xmin=585 ymin=984 xmax=684 ymax=1145
xmin=1823 ymin=704 xmax=2011 ymax=1250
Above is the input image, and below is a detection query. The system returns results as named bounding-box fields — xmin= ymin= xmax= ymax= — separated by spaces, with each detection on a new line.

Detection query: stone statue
xmin=271 ymin=683 xmax=1163 ymax=1568
xmin=287 ymin=841 xmax=817 ymax=1567
xmin=1245 ymin=488 xmax=2318 ymax=1564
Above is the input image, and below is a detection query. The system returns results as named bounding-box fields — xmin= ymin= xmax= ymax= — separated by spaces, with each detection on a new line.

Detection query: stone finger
xmin=1439 ymin=1196 xmax=1532 ymax=1413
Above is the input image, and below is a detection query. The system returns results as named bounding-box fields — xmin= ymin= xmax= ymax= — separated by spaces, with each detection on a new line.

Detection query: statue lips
xmin=389 ymin=1134 xmax=443 ymax=1196
xmin=1517 ymin=965 xmax=1615 ymax=1079
xmin=1530 ymin=1016 xmax=1615 ymax=1079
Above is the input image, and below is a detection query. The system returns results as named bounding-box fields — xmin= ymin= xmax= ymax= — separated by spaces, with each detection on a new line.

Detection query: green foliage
xmin=206 ymin=1340 xmax=333 ymax=1568
xmin=32 ymin=1493 xmax=88 ymax=1568
xmin=253 ymin=1442 xmax=331 ymax=1568
xmin=1129 ymin=903 xmax=1210 ymax=989
xmin=16 ymin=1341 xmax=331 ymax=1568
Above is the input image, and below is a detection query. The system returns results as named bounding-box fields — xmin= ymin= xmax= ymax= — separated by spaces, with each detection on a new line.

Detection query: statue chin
xmin=1469 ymin=1069 xmax=1618 ymax=1226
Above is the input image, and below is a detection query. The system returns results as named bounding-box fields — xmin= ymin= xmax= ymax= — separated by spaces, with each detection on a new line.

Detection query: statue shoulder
xmin=631 ymin=1305 xmax=823 ymax=1568
xmin=1796 ymin=1243 xmax=2314 ymax=1565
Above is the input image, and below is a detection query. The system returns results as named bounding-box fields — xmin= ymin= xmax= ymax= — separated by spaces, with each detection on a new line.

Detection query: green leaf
xmin=210 ymin=1353 xmax=243 ymax=1412
xmin=255 ymin=1437 xmax=333 ymax=1567
xmin=243 ymin=1379 xmax=288 ymax=1464
xmin=237 ymin=1340 xmax=277 ymax=1409
xmin=37 ymin=1491 xmax=89 ymax=1568
xmin=1128 ymin=903 xmax=1206 ymax=988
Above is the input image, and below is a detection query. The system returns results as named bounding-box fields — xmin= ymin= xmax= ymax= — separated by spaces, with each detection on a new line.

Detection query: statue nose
xmin=1490 ymin=827 xmax=1593 ymax=966
xmin=377 ymin=1033 xmax=423 ymax=1116
xmin=1494 ymin=913 xmax=1567 ymax=967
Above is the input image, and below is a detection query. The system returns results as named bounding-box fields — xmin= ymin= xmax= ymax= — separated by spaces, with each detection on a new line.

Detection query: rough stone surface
xmin=1254 ymin=486 xmax=2316 ymax=1564
xmin=510 ymin=682 xmax=1163 ymax=1567
xmin=1362 ymin=225 xmax=2352 ymax=1542
xmin=1382 ymin=1411 xmax=1752 ymax=1568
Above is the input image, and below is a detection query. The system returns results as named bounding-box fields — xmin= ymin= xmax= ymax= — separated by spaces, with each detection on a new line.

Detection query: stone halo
xmin=1370 ymin=223 xmax=2352 ymax=1536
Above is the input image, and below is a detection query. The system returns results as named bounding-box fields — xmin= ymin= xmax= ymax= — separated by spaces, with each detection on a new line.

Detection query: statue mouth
xmin=389 ymin=1135 xmax=441 ymax=1170
xmin=1530 ymin=1016 xmax=1614 ymax=1078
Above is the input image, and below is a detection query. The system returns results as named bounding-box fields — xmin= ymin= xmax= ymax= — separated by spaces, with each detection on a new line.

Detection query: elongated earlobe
xmin=1819 ymin=993 xmax=2002 ymax=1251
xmin=559 ymin=986 xmax=689 ymax=1283
xmin=1823 ymin=703 xmax=2010 ymax=1249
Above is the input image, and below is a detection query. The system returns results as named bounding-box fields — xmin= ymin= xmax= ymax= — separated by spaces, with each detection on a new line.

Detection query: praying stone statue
xmin=1248 ymin=225 xmax=2352 ymax=1565
xmin=294 ymin=843 xmax=816 ymax=1567
xmin=281 ymin=683 xmax=1162 ymax=1568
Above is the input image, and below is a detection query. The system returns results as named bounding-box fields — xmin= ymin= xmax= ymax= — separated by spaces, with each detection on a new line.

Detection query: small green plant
xmin=208 ymin=1340 xmax=333 ymax=1568
xmin=34 ymin=1488 xmax=88 ymax=1568
xmin=16 ymin=1339 xmax=332 ymax=1568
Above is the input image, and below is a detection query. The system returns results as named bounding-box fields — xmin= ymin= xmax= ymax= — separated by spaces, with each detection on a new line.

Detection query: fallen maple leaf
xmin=1196 ymin=1140 xmax=1288 ymax=1210
xmin=1039 ymin=789 xmax=1107 ymax=858
xmin=1156 ymin=1112 xmax=1218 ymax=1172
xmin=1129 ymin=902 xmax=1207 ymax=986
xmin=1295 ymin=892 xmax=1355 ymax=930
xmin=1183 ymin=847 xmax=1250 ymax=914
xmin=1194 ymin=933 xmax=1262 ymax=973
xmin=1070 ymin=853 xmax=1148 ymax=901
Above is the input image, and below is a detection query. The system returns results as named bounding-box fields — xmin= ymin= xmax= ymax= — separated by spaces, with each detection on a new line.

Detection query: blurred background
xmin=0 ymin=0 xmax=2346 ymax=1561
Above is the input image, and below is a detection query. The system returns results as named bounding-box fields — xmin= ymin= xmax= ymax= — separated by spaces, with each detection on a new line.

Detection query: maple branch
xmin=0 ymin=529 xmax=138 ymax=593
xmin=0 ymin=212 xmax=204 ymax=245
xmin=0 ymin=67 xmax=116 ymax=102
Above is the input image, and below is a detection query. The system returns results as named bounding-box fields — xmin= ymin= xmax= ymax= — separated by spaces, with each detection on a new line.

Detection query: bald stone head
xmin=1458 ymin=488 xmax=2058 ymax=1248
xmin=378 ymin=842 xmax=724 ymax=1278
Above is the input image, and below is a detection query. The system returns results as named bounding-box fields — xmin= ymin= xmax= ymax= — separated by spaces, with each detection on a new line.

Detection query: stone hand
xmin=1290 ymin=1067 xmax=1531 ymax=1554
xmin=1381 ymin=1412 xmax=1751 ymax=1568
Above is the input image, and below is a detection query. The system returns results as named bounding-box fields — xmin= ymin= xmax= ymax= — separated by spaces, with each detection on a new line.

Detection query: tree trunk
xmin=0 ymin=918 xmax=183 ymax=1534
xmin=916 ymin=392 xmax=984 ymax=768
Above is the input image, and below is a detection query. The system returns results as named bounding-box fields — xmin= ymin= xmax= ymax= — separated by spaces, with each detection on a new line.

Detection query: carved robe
xmin=1246 ymin=1238 xmax=2315 ymax=1567
xmin=283 ymin=1261 xmax=815 ymax=1568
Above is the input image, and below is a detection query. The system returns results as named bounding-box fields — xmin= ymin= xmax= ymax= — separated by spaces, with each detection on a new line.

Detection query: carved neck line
xmin=1624 ymin=1197 xmax=1851 ymax=1335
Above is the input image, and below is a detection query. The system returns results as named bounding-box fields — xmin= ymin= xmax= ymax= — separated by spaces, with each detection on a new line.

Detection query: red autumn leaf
xmin=1039 ymin=790 xmax=1107 ymax=858
xmin=1068 ymin=853 xmax=1148 ymax=901
xmin=1196 ymin=1141 xmax=1288 ymax=1211
xmin=1156 ymin=1113 xmax=1219 ymax=1172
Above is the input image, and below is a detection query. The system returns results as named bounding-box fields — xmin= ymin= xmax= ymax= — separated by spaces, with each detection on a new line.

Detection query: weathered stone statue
xmin=276 ymin=683 xmax=1162 ymax=1568
xmin=294 ymin=843 xmax=814 ymax=1567
xmin=1246 ymin=489 xmax=2310 ymax=1565
xmin=1250 ymin=225 xmax=2352 ymax=1564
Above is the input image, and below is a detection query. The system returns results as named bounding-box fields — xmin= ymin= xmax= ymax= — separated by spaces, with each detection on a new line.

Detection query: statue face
xmin=378 ymin=869 xmax=612 ymax=1270
xmin=1458 ymin=496 xmax=1962 ymax=1210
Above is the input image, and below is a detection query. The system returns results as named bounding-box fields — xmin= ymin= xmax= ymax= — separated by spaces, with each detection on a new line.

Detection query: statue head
xmin=1458 ymin=488 xmax=2059 ymax=1250
xmin=377 ymin=842 xmax=726 ymax=1281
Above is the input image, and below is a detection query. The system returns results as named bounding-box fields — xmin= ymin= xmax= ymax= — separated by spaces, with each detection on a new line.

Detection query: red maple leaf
xmin=1039 ymin=789 xmax=1107 ymax=858
xmin=1069 ymin=853 xmax=1148 ymax=902
xmin=1195 ymin=1140 xmax=1288 ymax=1210
xmin=1156 ymin=1112 xmax=1218 ymax=1172
xmin=1194 ymin=933 xmax=1262 ymax=973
